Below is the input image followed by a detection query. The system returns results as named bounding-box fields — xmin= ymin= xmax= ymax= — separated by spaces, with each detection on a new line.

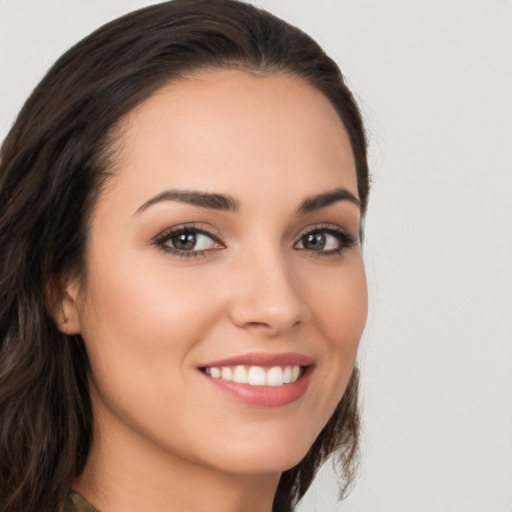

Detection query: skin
xmin=59 ymin=70 xmax=368 ymax=512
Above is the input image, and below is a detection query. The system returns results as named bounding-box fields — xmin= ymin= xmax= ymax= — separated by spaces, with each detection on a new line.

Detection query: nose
xmin=228 ymin=250 xmax=311 ymax=336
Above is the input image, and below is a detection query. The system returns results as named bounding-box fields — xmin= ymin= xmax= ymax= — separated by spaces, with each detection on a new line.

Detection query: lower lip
xmin=200 ymin=367 xmax=313 ymax=407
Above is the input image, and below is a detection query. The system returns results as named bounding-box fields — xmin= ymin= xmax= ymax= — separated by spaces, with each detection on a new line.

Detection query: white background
xmin=1 ymin=1 xmax=511 ymax=511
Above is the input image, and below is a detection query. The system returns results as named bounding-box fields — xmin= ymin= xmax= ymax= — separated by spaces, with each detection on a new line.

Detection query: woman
xmin=0 ymin=1 xmax=370 ymax=511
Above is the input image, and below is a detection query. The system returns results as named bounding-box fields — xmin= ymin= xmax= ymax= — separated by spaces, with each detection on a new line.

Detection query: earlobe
xmin=46 ymin=274 xmax=82 ymax=335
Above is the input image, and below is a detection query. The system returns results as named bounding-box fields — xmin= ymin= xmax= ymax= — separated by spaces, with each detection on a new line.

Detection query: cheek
xmin=301 ymin=255 xmax=367 ymax=409
xmin=77 ymin=252 xmax=224 ymax=401
xmin=306 ymin=255 xmax=368 ymax=350
xmin=82 ymin=252 xmax=218 ymax=344
xmin=76 ymin=255 xmax=230 ymax=452
xmin=324 ymin=275 xmax=367 ymax=351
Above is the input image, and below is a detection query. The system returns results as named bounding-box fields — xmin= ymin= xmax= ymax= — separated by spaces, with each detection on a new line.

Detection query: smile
xmin=198 ymin=352 xmax=315 ymax=407
xmin=203 ymin=365 xmax=303 ymax=386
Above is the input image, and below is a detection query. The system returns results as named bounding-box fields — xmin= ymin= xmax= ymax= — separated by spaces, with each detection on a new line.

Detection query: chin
xmin=200 ymin=434 xmax=314 ymax=476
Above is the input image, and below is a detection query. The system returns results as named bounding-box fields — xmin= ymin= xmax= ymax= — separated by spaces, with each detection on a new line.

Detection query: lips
xmin=198 ymin=352 xmax=315 ymax=407
xmin=199 ymin=352 xmax=315 ymax=368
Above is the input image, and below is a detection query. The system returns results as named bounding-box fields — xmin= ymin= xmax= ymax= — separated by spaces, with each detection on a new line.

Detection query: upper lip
xmin=198 ymin=352 xmax=315 ymax=368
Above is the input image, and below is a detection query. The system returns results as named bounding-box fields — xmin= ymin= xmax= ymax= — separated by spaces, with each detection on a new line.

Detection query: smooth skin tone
xmin=57 ymin=70 xmax=368 ymax=512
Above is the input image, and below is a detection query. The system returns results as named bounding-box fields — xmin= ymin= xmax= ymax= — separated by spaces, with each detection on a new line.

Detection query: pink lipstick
xmin=198 ymin=352 xmax=314 ymax=407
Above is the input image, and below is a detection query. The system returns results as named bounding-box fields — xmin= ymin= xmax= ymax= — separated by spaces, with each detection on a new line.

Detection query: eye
xmin=294 ymin=226 xmax=357 ymax=257
xmin=169 ymin=231 xmax=214 ymax=251
xmin=154 ymin=225 xmax=224 ymax=258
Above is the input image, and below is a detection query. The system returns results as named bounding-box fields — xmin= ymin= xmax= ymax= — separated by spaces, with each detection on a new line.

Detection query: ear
xmin=45 ymin=273 xmax=83 ymax=335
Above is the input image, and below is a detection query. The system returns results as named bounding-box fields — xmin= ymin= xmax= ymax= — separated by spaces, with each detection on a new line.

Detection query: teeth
xmin=248 ymin=366 xmax=266 ymax=385
xmin=204 ymin=365 xmax=303 ymax=386
xmin=209 ymin=367 xmax=221 ymax=378
xmin=233 ymin=365 xmax=248 ymax=384
xmin=266 ymin=366 xmax=283 ymax=386
xmin=221 ymin=367 xmax=233 ymax=381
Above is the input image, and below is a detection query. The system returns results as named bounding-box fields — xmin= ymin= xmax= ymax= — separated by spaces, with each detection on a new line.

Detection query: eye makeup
xmin=153 ymin=223 xmax=225 ymax=259
xmin=294 ymin=223 xmax=357 ymax=258
xmin=153 ymin=221 xmax=357 ymax=260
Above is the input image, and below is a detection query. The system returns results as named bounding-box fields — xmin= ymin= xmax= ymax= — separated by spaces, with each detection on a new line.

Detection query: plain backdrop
xmin=1 ymin=1 xmax=511 ymax=511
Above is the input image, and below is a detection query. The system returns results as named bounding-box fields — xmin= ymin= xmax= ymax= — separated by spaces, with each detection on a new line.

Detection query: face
xmin=65 ymin=70 xmax=367 ymax=477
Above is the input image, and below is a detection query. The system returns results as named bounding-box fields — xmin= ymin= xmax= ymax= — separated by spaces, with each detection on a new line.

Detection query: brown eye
xmin=155 ymin=226 xmax=224 ymax=258
xmin=171 ymin=232 xmax=197 ymax=251
xmin=294 ymin=226 xmax=357 ymax=256
xmin=301 ymin=232 xmax=327 ymax=250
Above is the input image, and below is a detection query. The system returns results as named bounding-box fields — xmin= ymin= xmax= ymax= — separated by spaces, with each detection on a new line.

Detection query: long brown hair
xmin=0 ymin=1 xmax=369 ymax=511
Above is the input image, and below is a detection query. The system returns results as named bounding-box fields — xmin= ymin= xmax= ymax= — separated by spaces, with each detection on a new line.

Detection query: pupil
xmin=304 ymin=233 xmax=326 ymax=250
xmin=173 ymin=232 xmax=196 ymax=250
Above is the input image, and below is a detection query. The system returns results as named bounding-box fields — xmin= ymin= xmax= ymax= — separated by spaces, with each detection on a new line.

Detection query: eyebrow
xmin=135 ymin=187 xmax=360 ymax=215
xmin=135 ymin=189 xmax=240 ymax=214
xmin=297 ymin=187 xmax=361 ymax=213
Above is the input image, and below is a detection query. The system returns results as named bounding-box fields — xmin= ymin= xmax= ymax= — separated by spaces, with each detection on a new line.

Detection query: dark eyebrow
xmin=135 ymin=187 xmax=359 ymax=216
xmin=135 ymin=189 xmax=240 ymax=214
xmin=297 ymin=187 xmax=361 ymax=214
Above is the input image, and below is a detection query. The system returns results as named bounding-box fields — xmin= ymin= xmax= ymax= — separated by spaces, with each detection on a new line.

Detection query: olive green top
xmin=69 ymin=490 xmax=99 ymax=512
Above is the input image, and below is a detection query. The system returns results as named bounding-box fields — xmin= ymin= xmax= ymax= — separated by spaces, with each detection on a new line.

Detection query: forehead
xmin=100 ymin=69 xmax=358 ymax=211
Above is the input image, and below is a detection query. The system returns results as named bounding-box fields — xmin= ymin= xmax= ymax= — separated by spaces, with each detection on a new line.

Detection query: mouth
xmin=198 ymin=352 xmax=314 ymax=407
xmin=200 ymin=364 xmax=306 ymax=386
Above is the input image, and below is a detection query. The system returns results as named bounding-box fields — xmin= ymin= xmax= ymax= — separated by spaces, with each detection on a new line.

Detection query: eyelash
xmin=295 ymin=224 xmax=357 ymax=258
xmin=154 ymin=224 xmax=223 ymax=260
xmin=154 ymin=223 xmax=357 ymax=260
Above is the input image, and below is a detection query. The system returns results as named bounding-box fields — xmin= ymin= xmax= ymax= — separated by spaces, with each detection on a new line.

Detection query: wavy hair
xmin=0 ymin=1 xmax=369 ymax=511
